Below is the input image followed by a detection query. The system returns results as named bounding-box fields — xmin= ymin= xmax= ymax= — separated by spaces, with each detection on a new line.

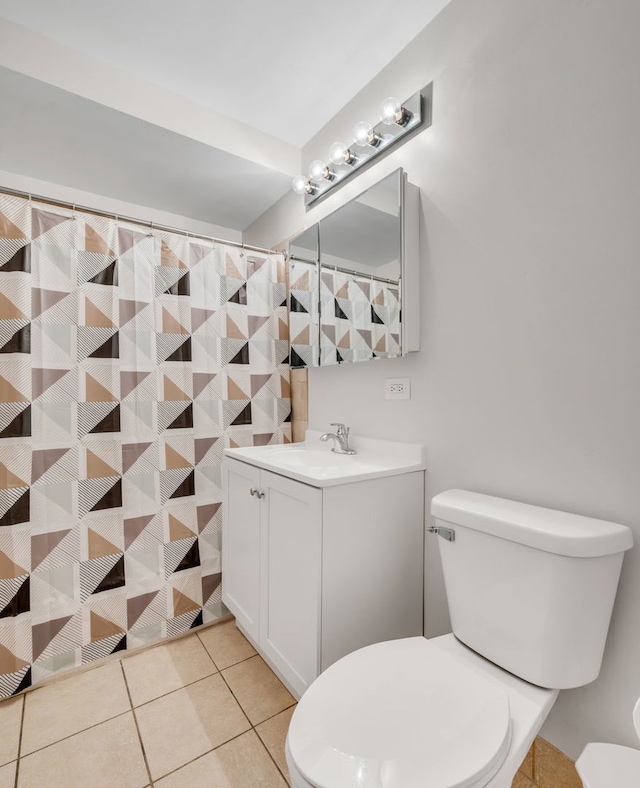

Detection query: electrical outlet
xmin=385 ymin=378 xmax=411 ymax=400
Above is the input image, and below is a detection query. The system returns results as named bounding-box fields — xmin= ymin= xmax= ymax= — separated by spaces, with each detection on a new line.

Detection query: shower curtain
xmin=0 ymin=194 xmax=291 ymax=699
xmin=289 ymin=260 xmax=401 ymax=368
xmin=319 ymin=267 xmax=401 ymax=364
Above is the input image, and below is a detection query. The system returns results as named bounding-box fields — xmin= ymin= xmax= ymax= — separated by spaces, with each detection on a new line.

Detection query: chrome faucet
xmin=319 ymin=423 xmax=357 ymax=455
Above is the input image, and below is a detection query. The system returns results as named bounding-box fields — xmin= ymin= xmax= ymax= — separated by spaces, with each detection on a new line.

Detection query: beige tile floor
xmin=0 ymin=620 xmax=296 ymax=788
xmin=0 ymin=619 xmax=572 ymax=788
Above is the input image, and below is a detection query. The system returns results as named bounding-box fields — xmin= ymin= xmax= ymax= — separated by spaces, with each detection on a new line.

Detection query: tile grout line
xmin=119 ymin=634 xmax=255 ymax=785
xmin=14 ymin=708 xmax=133 ymax=759
xmin=13 ymin=694 xmax=26 ymax=788
xmin=216 ymin=655 xmax=296 ymax=786
xmin=195 ymin=629 xmax=260 ymax=671
xmin=149 ymin=728 xmax=256 ymax=783
xmin=119 ymin=660 xmax=154 ymax=788
xmin=253 ymin=727 xmax=292 ymax=787
xmin=10 ymin=628 xmax=294 ymax=786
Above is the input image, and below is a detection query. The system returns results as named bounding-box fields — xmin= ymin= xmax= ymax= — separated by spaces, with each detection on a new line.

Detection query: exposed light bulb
xmin=308 ymin=160 xmax=333 ymax=181
xmin=352 ymin=120 xmax=380 ymax=147
xmin=328 ymin=141 xmax=355 ymax=166
xmin=379 ymin=96 xmax=411 ymax=126
xmin=292 ymin=175 xmax=313 ymax=195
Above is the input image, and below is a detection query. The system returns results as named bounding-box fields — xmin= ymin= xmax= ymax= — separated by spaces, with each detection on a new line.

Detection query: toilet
xmin=285 ymin=489 xmax=633 ymax=788
xmin=576 ymin=697 xmax=640 ymax=787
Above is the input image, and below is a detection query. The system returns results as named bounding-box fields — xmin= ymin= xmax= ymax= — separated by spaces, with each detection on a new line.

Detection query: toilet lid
xmin=288 ymin=638 xmax=511 ymax=788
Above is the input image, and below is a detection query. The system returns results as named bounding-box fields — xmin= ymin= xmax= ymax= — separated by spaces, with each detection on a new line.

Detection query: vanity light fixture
xmin=328 ymin=142 xmax=356 ymax=166
xmin=352 ymin=120 xmax=381 ymax=148
xmin=291 ymin=82 xmax=432 ymax=208
xmin=308 ymin=160 xmax=335 ymax=182
xmin=379 ymin=96 xmax=412 ymax=126
xmin=291 ymin=175 xmax=315 ymax=196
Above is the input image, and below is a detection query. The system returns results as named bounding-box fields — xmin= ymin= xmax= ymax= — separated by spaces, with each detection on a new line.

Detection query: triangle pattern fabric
xmin=0 ymin=210 xmax=26 ymax=240
xmin=0 ymin=292 xmax=27 ymax=320
xmin=85 ymin=225 xmax=116 ymax=256
xmin=120 ymin=371 xmax=151 ymax=399
xmin=88 ymin=260 xmax=118 ymax=286
xmin=197 ymin=503 xmax=221 ymax=533
xmin=86 ymin=450 xmax=118 ymax=479
xmin=165 ymin=445 xmax=192 ymax=470
xmin=89 ymin=479 xmax=122 ymax=512
xmin=290 ymin=295 xmax=308 ymax=314
xmin=124 ymin=515 xmax=155 ymax=550
xmin=0 ymin=324 xmax=30 ymax=355
xmin=32 ymin=207 xmax=68 ymax=238
xmin=89 ymin=405 xmax=121 ymax=434
xmin=169 ymin=514 xmax=194 ymax=541
xmin=32 ymin=616 xmax=73 ymax=660
xmin=88 ymin=332 xmax=119 ymax=359
xmin=173 ymin=588 xmax=199 ymax=617
xmin=91 ymin=611 xmax=125 ymax=642
xmin=32 ymin=288 xmax=68 ymax=319
xmin=127 ymin=591 xmax=159 ymax=629
xmin=165 ymin=338 xmax=192 ymax=363
xmin=88 ymin=529 xmax=120 ymax=559
xmin=0 ymin=195 xmax=292 ymax=700
xmin=0 ymin=490 xmax=29 ymax=526
xmin=0 ymin=577 xmax=30 ymax=617
xmin=119 ymin=299 xmax=149 ymax=326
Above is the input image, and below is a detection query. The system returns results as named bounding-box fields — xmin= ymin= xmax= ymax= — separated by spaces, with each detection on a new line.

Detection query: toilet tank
xmin=431 ymin=490 xmax=633 ymax=689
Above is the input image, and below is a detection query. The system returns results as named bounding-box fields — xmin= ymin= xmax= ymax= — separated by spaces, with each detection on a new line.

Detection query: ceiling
xmin=0 ymin=0 xmax=451 ymax=232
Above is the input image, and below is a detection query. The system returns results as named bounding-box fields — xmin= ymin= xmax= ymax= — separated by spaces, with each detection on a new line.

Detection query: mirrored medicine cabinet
xmin=288 ymin=168 xmax=419 ymax=368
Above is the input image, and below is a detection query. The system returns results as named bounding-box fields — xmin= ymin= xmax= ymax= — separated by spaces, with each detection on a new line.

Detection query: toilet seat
xmin=287 ymin=637 xmax=512 ymax=788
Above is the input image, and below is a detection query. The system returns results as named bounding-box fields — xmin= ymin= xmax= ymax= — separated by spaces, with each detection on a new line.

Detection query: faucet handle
xmin=330 ymin=422 xmax=348 ymax=436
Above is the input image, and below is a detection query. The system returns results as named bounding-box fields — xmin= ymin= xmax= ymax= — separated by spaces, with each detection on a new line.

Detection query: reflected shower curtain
xmin=319 ymin=267 xmax=401 ymax=365
xmin=0 ymin=194 xmax=291 ymax=698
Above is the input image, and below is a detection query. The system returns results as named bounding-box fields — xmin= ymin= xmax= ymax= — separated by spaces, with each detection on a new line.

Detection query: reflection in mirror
xmin=319 ymin=269 xmax=400 ymax=365
xmin=288 ymin=168 xmax=416 ymax=369
xmin=289 ymin=258 xmax=319 ymax=368
xmin=319 ymin=170 xmax=401 ymax=365
xmin=289 ymin=225 xmax=320 ymax=367
xmin=289 ymin=224 xmax=318 ymax=263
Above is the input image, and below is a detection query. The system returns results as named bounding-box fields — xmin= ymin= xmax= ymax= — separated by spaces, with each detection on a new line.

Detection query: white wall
xmin=245 ymin=0 xmax=640 ymax=759
xmin=0 ymin=169 xmax=241 ymax=242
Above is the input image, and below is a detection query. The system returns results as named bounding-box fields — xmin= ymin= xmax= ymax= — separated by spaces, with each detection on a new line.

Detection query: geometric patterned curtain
xmin=319 ymin=266 xmax=401 ymax=366
xmin=0 ymin=193 xmax=291 ymax=699
xmin=289 ymin=259 xmax=319 ymax=368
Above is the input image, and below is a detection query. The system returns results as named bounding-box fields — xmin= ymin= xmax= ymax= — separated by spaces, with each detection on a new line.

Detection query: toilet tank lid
xmin=431 ymin=490 xmax=634 ymax=557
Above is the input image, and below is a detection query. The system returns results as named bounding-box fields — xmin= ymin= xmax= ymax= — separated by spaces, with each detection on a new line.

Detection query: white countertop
xmin=224 ymin=430 xmax=426 ymax=488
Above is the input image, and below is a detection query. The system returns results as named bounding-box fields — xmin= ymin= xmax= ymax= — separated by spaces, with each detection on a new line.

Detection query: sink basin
xmin=262 ymin=448 xmax=358 ymax=469
xmin=224 ymin=430 xmax=426 ymax=488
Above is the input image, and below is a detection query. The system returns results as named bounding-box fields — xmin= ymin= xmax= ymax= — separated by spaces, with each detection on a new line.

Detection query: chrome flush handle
xmin=427 ymin=525 xmax=455 ymax=542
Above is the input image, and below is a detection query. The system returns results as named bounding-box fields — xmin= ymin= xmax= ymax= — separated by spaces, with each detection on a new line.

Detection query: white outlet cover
xmin=385 ymin=378 xmax=411 ymax=400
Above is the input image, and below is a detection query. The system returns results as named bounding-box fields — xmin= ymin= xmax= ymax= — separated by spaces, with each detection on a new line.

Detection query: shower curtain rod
xmin=0 ymin=185 xmax=278 ymax=256
xmin=288 ymin=254 xmax=400 ymax=286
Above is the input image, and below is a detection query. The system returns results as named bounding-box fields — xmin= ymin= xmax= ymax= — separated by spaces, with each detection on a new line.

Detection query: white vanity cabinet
xmin=222 ymin=458 xmax=322 ymax=695
xmin=222 ymin=445 xmax=425 ymax=699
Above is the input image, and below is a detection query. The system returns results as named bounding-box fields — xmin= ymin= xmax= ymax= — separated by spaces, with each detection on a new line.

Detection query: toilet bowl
xmin=285 ymin=490 xmax=632 ymax=788
xmin=287 ymin=634 xmax=557 ymax=788
xmin=576 ymin=698 xmax=640 ymax=788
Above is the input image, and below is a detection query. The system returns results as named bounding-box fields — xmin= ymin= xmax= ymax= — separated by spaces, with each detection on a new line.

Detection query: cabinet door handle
xmin=250 ymin=488 xmax=265 ymax=499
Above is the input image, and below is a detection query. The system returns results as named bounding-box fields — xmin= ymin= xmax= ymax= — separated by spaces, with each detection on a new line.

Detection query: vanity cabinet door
xmin=221 ymin=459 xmax=262 ymax=642
xmin=259 ymin=471 xmax=322 ymax=697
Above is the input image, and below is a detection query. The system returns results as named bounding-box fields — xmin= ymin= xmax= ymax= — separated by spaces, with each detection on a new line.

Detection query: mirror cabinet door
xmin=318 ymin=169 xmax=402 ymax=365
xmin=289 ymin=226 xmax=319 ymax=368
xmin=288 ymin=169 xmax=416 ymax=368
